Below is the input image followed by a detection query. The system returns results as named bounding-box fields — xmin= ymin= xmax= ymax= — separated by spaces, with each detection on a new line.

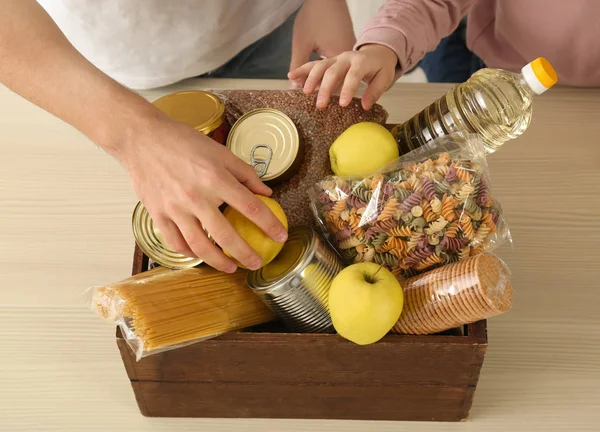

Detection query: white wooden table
xmin=1 ymin=79 xmax=599 ymax=431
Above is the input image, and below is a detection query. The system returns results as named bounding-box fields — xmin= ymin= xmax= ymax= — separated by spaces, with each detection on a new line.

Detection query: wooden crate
xmin=117 ymin=244 xmax=487 ymax=422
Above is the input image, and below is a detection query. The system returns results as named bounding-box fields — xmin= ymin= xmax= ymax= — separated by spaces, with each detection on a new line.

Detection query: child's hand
xmin=288 ymin=44 xmax=399 ymax=111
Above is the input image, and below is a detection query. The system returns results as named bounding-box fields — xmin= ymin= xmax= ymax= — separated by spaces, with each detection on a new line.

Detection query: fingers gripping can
xmin=132 ymin=201 xmax=206 ymax=269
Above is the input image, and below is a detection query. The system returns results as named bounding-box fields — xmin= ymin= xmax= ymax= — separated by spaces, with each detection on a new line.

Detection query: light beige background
xmin=348 ymin=0 xmax=385 ymax=34
xmin=1 ymin=78 xmax=599 ymax=431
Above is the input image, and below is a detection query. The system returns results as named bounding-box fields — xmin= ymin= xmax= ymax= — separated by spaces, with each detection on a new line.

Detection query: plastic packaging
xmin=393 ymin=253 xmax=513 ymax=334
xmin=392 ymin=57 xmax=558 ymax=154
xmin=211 ymin=89 xmax=389 ymax=228
xmin=87 ymin=266 xmax=276 ymax=360
xmin=310 ymin=132 xmax=510 ymax=279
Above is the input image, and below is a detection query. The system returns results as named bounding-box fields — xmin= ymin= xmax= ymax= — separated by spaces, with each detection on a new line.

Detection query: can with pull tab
xmin=249 ymin=144 xmax=273 ymax=178
xmin=226 ymin=108 xmax=303 ymax=184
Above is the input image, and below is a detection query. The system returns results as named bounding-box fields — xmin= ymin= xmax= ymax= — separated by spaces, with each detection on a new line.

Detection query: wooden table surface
xmin=1 ymin=79 xmax=599 ymax=432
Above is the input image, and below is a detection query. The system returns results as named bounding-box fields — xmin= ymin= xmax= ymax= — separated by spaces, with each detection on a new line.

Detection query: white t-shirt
xmin=37 ymin=0 xmax=303 ymax=89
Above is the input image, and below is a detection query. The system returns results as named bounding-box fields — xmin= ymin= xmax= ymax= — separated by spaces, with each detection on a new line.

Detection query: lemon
xmin=329 ymin=122 xmax=399 ymax=177
xmin=261 ymin=238 xmax=302 ymax=279
xmin=223 ymin=195 xmax=288 ymax=269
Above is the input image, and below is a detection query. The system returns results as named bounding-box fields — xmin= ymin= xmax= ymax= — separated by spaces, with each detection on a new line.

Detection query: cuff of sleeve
xmin=355 ymin=27 xmax=412 ymax=80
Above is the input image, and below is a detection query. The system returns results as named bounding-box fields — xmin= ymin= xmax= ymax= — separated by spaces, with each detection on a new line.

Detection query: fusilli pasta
xmin=388 ymin=225 xmax=413 ymax=237
xmin=441 ymin=194 xmax=458 ymax=221
xmin=312 ymin=149 xmax=506 ymax=277
xmin=377 ymin=198 xmax=399 ymax=222
xmin=421 ymin=199 xmax=436 ymax=222
xmin=338 ymin=236 xmax=363 ymax=250
xmin=459 ymin=216 xmax=475 ymax=240
xmin=330 ymin=198 xmax=347 ymax=219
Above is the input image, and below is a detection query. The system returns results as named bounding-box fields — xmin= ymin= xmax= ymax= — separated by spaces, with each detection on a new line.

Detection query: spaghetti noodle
xmin=90 ymin=266 xmax=275 ymax=359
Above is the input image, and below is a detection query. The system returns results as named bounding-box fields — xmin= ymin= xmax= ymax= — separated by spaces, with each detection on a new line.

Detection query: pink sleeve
xmin=355 ymin=0 xmax=476 ymax=74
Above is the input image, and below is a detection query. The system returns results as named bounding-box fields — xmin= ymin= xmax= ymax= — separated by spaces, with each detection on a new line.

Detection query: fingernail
xmin=291 ymin=81 xmax=302 ymax=89
xmin=249 ymin=260 xmax=262 ymax=271
xmin=277 ymin=232 xmax=288 ymax=243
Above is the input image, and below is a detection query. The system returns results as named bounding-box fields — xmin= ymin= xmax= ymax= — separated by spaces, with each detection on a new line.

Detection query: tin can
xmin=227 ymin=108 xmax=303 ymax=185
xmin=152 ymin=91 xmax=230 ymax=145
xmin=132 ymin=201 xmax=205 ymax=269
xmin=247 ymin=226 xmax=343 ymax=333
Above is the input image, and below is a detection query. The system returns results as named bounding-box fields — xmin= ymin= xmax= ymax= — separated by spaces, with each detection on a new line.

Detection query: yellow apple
xmin=329 ymin=262 xmax=403 ymax=345
xmin=223 ymin=195 xmax=288 ymax=269
xmin=329 ymin=122 xmax=399 ymax=177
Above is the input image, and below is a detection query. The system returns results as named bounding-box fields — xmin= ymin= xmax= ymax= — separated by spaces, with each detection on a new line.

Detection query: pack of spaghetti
xmin=88 ymin=266 xmax=276 ymax=360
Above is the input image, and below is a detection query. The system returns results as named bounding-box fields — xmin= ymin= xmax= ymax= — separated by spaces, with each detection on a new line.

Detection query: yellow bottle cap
xmin=531 ymin=57 xmax=558 ymax=88
xmin=521 ymin=57 xmax=558 ymax=95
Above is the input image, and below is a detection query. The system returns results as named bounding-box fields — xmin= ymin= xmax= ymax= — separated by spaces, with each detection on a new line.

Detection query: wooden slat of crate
xmin=118 ymin=244 xmax=487 ymax=421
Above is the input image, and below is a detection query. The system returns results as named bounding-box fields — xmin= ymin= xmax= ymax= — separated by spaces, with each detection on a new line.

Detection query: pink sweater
xmin=356 ymin=0 xmax=600 ymax=87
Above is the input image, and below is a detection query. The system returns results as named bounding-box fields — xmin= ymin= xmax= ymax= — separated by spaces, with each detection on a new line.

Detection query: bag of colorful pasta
xmin=309 ymin=132 xmax=510 ymax=278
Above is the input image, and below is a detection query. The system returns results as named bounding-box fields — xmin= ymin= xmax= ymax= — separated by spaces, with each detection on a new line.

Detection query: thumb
xmin=361 ymin=70 xmax=393 ymax=110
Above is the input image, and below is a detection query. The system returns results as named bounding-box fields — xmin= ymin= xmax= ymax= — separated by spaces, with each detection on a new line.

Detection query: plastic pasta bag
xmin=87 ymin=266 xmax=276 ymax=360
xmin=393 ymin=253 xmax=513 ymax=334
xmin=310 ymin=132 xmax=510 ymax=278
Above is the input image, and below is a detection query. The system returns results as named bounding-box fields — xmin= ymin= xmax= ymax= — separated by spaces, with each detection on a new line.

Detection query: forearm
xmin=356 ymin=0 xmax=475 ymax=73
xmin=303 ymin=0 xmax=354 ymax=32
xmin=0 ymin=0 xmax=157 ymax=162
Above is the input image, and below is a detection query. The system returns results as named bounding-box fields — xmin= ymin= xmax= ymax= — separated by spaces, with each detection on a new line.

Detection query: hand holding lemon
xmin=223 ymin=195 xmax=289 ymax=269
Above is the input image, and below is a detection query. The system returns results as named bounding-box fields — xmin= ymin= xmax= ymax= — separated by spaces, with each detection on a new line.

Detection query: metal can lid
xmin=132 ymin=201 xmax=205 ymax=269
xmin=152 ymin=91 xmax=225 ymax=134
xmin=247 ymin=226 xmax=315 ymax=291
xmin=226 ymin=108 xmax=299 ymax=182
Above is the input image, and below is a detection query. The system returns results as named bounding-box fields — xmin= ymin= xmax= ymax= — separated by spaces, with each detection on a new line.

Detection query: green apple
xmin=329 ymin=122 xmax=399 ymax=177
xmin=329 ymin=263 xmax=403 ymax=345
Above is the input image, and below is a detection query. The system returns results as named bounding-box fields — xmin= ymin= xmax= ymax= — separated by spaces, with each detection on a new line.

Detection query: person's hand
xmin=288 ymin=0 xmax=355 ymax=74
xmin=121 ymin=114 xmax=288 ymax=273
xmin=288 ymin=44 xmax=399 ymax=111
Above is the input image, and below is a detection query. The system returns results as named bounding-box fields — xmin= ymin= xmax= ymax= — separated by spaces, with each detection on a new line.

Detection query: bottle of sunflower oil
xmin=392 ymin=57 xmax=558 ymax=154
